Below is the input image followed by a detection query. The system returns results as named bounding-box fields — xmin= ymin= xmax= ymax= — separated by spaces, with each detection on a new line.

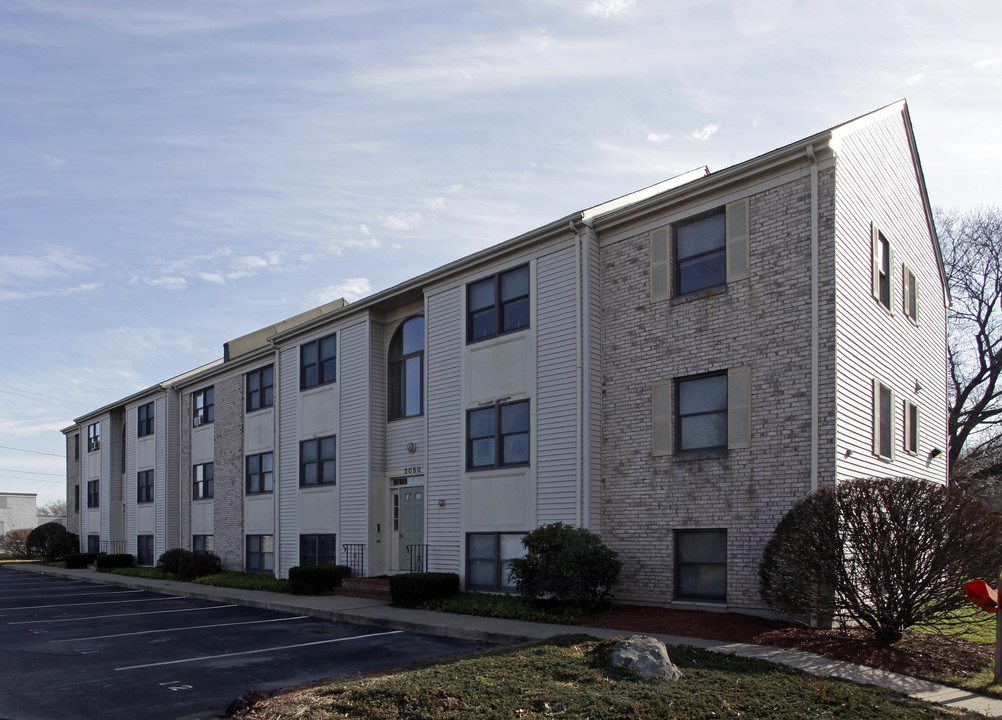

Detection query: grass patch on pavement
xmin=109 ymin=567 xmax=170 ymax=580
xmin=191 ymin=571 xmax=289 ymax=593
xmin=248 ymin=635 xmax=970 ymax=719
xmin=425 ymin=592 xmax=585 ymax=625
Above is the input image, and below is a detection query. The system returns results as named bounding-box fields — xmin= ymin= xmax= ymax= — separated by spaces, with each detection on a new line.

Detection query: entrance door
xmin=394 ymin=485 xmax=425 ymax=571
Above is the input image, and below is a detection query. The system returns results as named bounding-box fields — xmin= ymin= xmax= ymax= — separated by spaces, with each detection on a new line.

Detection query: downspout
xmin=569 ymin=219 xmax=584 ymax=528
xmin=807 ymin=144 xmax=820 ymax=492
xmin=581 ymin=217 xmax=595 ymax=530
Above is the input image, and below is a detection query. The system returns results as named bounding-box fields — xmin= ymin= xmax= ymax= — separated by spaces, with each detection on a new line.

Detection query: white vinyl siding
xmin=338 ymin=320 xmax=371 ymax=572
xmin=426 ymin=287 xmax=463 ymax=573
xmin=832 ymin=107 xmax=947 ymax=483
xmin=537 ymin=245 xmax=581 ymax=524
xmin=278 ymin=344 xmax=300 ymax=575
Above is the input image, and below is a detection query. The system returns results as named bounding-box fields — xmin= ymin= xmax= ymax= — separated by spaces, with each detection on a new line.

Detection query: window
xmin=902 ymin=264 xmax=919 ymax=323
xmin=87 ymin=534 xmax=100 ymax=553
xmin=74 ymin=434 xmax=79 ymax=460
xmin=873 ymin=380 xmax=895 ymax=460
xmin=467 ymin=400 xmax=530 ymax=469
xmin=300 ymin=534 xmax=338 ymax=566
xmin=246 ymin=365 xmax=274 ymax=412
xmin=193 ymin=462 xmax=214 ymax=500
xmin=676 ymin=373 xmax=728 ymax=452
xmin=137 ymin=470 xmax=154 ymax=504
xmin=87 ymin=480 xmax=99 ymax=508
xmin=467 ymin=265 xmax=530 ymax=342
xmin=136 ymin=535 xmax=154 ymax=566
xmin=675 ymin=209 xmax=726 ymax=295
xmin=138 ymin=401 xmax=155 ymax=437
xmin=193 ymin=387 xmax=214 ymax=426
xmin=466 ymin=533 xmax=525 ymax=592
xmin=87 ymin=422 xmax=101 ymax=452
xmin=73 ymin=485 xmax=79 ymax=513
xmin=246 ymin=534 xmax=274 ymax=572
xmin=192 ymin=535 xmax=214 ymax=555
xmin=388 ymin=316 xmax=425 ymax=420
xmin=301 ymin=333 xmax=337 ymax=390
xmin=246 ymin=452 xmax=274 ymax=494
xmin=300 ymin=436 xmax=336 ymax=486
xmin=872 ymin=225 xmax=892 ymax=311
xmin=675 ymin=530 xmax=727 ymax=601
xmin=904 ymin=400 xmax=919 ymax=455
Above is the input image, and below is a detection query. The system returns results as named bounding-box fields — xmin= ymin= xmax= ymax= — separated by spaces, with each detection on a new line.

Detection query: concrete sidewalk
xmin=10 ymin=563 xmax=1002 ymax=718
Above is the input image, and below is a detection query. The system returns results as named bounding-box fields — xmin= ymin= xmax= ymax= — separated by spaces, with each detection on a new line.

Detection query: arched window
xmin=388 ymin=316 xmax=424 ymax=420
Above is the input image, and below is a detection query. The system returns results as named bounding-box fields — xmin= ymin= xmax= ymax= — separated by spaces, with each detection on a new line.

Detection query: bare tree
xmin=937 ymin=206 xmax=1002 ymax=468
xmin=759 ymin=478 xmax=1002 ymax=643
xmin=38 ymin=499 xmax=66 ymax=517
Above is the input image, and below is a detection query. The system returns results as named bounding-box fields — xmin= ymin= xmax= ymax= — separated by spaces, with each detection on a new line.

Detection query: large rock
xmin=609 ymin=635 xmax=682 ymax=681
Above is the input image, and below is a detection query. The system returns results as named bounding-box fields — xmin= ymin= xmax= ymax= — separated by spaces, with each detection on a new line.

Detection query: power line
xmin=0 ymin=467 xmax=65 ymax=477
xmin=0 ymin=444 xmax=65 ymax=458
xmin=0 ymin=384 xmax=93 ymax=412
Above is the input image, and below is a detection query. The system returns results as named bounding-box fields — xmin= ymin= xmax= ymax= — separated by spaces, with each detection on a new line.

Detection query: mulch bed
xmin=582 ymin=605 xmax=993 ymax=679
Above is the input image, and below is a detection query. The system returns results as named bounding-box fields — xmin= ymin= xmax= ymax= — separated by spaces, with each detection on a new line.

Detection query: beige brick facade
xmin=599 ymin=169 xmax=840 ymax=610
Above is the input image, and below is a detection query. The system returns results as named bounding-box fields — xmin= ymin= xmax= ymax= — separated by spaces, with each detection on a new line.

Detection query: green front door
xmin=397 ymin=486 xmax=424 ymax=571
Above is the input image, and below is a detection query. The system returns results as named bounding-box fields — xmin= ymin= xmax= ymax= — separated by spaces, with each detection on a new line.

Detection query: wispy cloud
xmin=973 ymin=58 xmax=1000 ymax=70
xmin=687 ymin=124 xmax=720 ymax=142
xmin=904 ymin=73 xmax=925 ymax=87
xmin=380 ymin=213 xmax=422 ymax=231
xmin=309 ymin=278 xmax=371 ymax=306
xmin=647 ymin=133 xmax=670 ymax=144
xmin=587 ymin=0 xmax=635 ymax=18
xmin=0 ymin=245 xmax=95 ymax=282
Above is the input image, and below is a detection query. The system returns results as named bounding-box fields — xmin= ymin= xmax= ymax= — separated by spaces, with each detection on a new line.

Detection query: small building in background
xmin=0 ymin=493 xmax=38 ymax=535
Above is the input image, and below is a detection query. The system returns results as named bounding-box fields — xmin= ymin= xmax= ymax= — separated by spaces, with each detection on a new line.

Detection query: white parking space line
xmin=116 ymin=630 xmax=404 ymax=671
xmin=8 ymin=603 xmax=238 ymax=625
xmin=52 ymin=615 xmax=309 ymax=642
xmin=1 ymin=596 xmax=183 ymax=611
xmin=0 ymin=590 xmax=143 ymax=600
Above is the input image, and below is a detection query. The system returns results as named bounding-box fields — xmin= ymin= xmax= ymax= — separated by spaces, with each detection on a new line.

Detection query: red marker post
xmin=965 ymin=575 xmax=1002 ymax=685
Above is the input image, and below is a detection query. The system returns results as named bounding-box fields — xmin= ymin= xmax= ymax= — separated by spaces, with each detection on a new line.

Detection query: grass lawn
xmin=235 ymin=635 xmax=982 ymax=719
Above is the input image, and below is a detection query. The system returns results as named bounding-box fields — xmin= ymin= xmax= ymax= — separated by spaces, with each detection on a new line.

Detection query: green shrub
xmin=427 ymin=592 xmax=584 ymax=624
xmin=390 ymin=572 xmax=459 ymax=607
xmin=96 ymin=553 xmax=134 ymax=571
xmin=156 ymin=548 xmax=192 ymax=575
xmin=64 ymin=552 xmax=100 ymax=569
xmin=191 ymin=571 xmax=289 ymax=593
xmin=178 ymin=552 xmax=222 ymax=580
xmin=25 ymin=523 xmax=78 ymax=561
xmin=508 ymin=522 xmax=621 ymax=611
xmin=288 ymin=565 xmax=352 ymax=595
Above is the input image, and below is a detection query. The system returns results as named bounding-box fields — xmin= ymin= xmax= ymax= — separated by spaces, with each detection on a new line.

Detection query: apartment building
xmin=63 ymin=101 xmax=948 ymax=611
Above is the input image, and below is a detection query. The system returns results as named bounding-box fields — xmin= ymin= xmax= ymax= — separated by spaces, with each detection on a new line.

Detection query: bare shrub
xmin=760 ymin=477 xmax=1002 ymax=643
xmin=0 ymin=528 xmax=32 ymax=559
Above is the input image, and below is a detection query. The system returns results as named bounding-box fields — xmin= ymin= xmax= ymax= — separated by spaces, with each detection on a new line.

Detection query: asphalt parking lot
xmin=0 ymin=567 xmax=492 ymax=720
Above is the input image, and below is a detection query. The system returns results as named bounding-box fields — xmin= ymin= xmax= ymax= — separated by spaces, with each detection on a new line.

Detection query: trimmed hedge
xmin=64 ymin=552 xmax=101 ymax=569
xmin=288 ymin=565 xmax=352 ymax=595
xmin=156 ymin=548 xmax=191 ymax=575
xmin=96 ymin=553 xmax=134 ymax=571
xmin=390 ymin=572 xmax=459 ymax=608
xmin=178 ymin=552 xmax=222 ymax=581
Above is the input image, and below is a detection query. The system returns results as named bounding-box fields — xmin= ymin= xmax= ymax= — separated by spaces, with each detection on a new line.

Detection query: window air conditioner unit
xmin=193 ymin=417 xmax=202 ymax=427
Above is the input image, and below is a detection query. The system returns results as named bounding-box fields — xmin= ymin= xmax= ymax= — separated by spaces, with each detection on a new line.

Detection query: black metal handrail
xmin=342 ymin=543 xmax=365 ymax=578
xmin=406 ymin=544 xmax=428 ymax=573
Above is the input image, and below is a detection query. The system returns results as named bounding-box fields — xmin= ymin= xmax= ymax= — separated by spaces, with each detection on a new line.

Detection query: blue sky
xmin=1 ymin=0 xmax=999 ymax=507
